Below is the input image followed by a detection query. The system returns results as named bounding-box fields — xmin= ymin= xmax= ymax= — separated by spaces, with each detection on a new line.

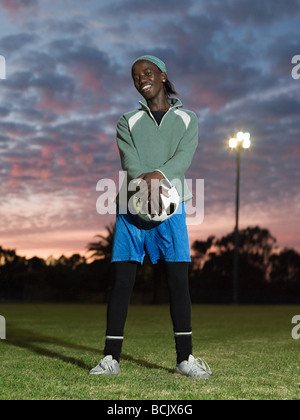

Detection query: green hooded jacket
xmin=116 ymin=98 xmax=199 ymax=207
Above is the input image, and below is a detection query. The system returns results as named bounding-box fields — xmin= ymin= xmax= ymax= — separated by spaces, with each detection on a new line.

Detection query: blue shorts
xmin=111 ymin=202 xmax=191 ymax=265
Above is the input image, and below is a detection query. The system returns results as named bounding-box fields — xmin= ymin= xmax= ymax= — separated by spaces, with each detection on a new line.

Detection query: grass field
xmin=0 ymin=303 xmax=299 ymax=400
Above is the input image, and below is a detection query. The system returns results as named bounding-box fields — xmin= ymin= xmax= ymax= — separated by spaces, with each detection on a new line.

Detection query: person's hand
xmin=133 ymin=171 xmax=170 ymax=215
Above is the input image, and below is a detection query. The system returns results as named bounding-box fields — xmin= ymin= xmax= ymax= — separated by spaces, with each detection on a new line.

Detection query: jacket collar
xmin=139 ymin=98 xmax=183 ymax=112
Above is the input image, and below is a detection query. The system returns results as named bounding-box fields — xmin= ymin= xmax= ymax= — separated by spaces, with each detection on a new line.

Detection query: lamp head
xmin=229 ymin=132 xmax=251 ymax=149
xmin=229 ymin=138 xmax=238 ymax=148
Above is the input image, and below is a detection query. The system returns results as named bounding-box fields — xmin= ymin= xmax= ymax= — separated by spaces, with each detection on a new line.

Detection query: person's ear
xmin=161 ymin=72 xmax=167 ymax=83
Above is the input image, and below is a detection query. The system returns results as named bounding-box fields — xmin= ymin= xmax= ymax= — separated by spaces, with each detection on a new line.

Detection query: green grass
xmin=0 ymin=304 xmax=299 ymax=400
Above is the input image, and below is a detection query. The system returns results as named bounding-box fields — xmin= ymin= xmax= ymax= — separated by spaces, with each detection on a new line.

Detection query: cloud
xmin=45 ymin=19 xmax=86 ymax=35
xmin=203 ymin=0 xmax=300 ymax=25
xmin=0 ymin=0 xmax=300 ymax=257
xmin=0 ymin=33 xmax=38 ymax=54
xmin=0 ymin=0 xmax=38 ymax=15
xmin=100 ymin=0 xmax=194 ymax=16
xmin=266 ymin=34 xmax=300 ymax=77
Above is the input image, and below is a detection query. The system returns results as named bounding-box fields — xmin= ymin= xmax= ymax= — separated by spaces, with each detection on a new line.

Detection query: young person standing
xmin=90 ymin=56 xmax=212 ymax=379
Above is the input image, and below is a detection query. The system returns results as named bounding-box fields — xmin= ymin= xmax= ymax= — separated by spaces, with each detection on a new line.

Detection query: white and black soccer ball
xmin=132 ymin=179 xmax=180 ymax=223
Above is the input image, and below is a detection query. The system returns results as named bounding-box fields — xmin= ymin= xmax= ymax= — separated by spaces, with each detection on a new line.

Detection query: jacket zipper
xmin=148 ymin=106 xmax=173 ymax=128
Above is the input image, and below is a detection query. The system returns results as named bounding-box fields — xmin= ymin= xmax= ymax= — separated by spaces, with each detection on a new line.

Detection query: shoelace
xmin=193 ymin=357 xmax=212 ymax=375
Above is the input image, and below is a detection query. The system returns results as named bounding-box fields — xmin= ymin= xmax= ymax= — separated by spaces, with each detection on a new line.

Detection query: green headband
xmin=133 ymin=55 xmax=167 ymax=73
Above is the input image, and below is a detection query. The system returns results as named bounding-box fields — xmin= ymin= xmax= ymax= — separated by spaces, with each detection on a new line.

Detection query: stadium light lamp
xmin=229 ymin=131 xmax=251 ymax=304
xmin=229 ymin=132 xmax=251 ymax=150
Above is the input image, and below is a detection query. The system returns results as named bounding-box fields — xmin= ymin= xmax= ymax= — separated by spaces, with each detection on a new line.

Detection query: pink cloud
xmin=73 ymin=65 xmax=102 ymax=94
xmin=72 ymin=142 xmax=80 ymax=154
xmin=0 ymin=0 xmax=37 ymax=14
xmin=10 ymin=163 xmax=23 ymax=177
xmin=41 ymin=144 xmax=58 ymax=159
xmin=77 ymin=153 xmax=94 ymax=166
xmin=57 ymin=155 xmax=67 ymax=166
xmin=281 ymin=145 xmax=300 ymax=162
xmin=37 ymin=88 xmax=80 ymax=115
xmin=186 ymin=82 xmax=231 ymax=112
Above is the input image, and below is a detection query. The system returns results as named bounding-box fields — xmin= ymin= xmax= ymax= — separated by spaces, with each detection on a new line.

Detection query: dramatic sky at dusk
xmin=0 ymin=0 xmax=299 ymax=259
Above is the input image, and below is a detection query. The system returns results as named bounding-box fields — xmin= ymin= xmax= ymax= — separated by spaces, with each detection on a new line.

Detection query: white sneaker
xmin=89 ymin=355 xmax=120 ymax=375
xmin=175 ymin=355 xmax=212 ymax=379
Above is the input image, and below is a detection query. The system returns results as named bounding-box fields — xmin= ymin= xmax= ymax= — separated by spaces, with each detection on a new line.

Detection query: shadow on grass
xmin=3 ymin=325 xmax=174 ymax=374
xmin=122 ymin=354 xmax=174 ymax=374
xmin=2 ymin=324 xmax=99 ymax=371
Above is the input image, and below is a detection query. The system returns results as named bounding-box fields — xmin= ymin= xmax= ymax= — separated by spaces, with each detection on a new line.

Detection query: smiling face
xmin=132 ymin=60 xmax=167 ymax=101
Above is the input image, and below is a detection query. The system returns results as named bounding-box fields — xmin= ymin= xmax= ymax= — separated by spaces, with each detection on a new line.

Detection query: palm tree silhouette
xmin=0 ymin=247 xmax=18 ymax=265
xmin=87 ymin=223 xmax=116 ymax=261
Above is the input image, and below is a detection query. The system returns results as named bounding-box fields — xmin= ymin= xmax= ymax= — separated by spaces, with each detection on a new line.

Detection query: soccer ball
xmin=132 ymin=179 xmax=180 ymax=223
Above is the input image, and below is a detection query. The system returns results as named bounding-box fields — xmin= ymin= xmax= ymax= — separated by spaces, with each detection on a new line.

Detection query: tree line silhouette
xmin=0 ymin=225 xmax=299 ymax=304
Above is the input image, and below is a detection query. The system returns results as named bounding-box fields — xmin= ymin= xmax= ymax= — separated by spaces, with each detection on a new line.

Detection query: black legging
xmin=105 ymin=261 xmax=192 ymax=363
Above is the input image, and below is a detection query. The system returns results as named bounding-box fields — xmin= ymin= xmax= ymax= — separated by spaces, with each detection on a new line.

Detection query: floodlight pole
xmin=233 ymin=146 xmax=241 ymax=304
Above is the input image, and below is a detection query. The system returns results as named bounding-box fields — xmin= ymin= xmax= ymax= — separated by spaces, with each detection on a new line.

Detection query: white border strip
xmin=174 ymin=331 xmax=193 ymax=336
